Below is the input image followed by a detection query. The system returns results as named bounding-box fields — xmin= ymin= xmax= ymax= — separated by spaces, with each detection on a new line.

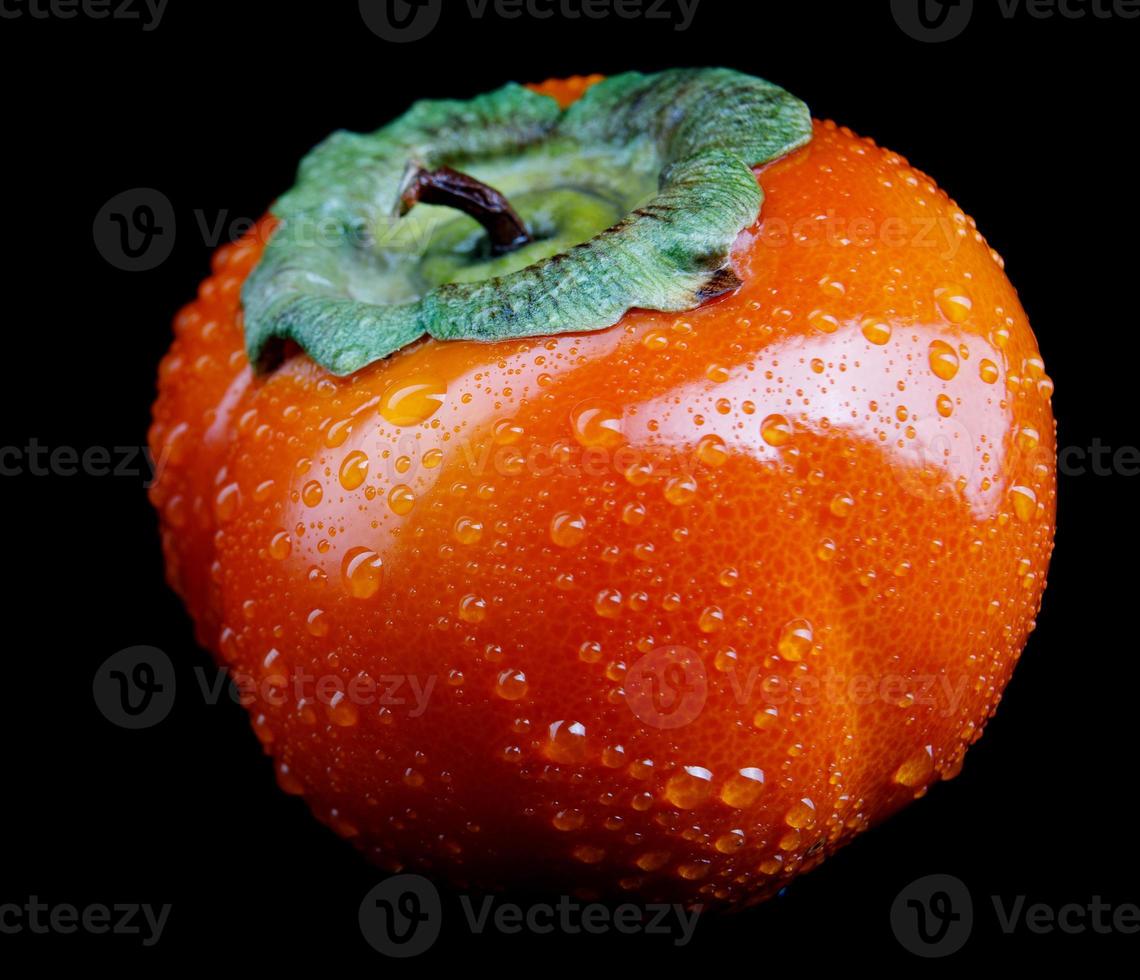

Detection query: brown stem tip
xmin=397 ymin=163 xmax=532 ymax=255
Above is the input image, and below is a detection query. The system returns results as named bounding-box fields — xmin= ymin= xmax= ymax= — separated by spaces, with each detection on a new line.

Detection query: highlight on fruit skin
xmin=148 ymin=70 xmax=1055 ymax=908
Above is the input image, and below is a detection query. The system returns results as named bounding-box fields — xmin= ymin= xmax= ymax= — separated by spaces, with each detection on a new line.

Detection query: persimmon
xmin=149 ymin=70 xmax=1055 ymax=906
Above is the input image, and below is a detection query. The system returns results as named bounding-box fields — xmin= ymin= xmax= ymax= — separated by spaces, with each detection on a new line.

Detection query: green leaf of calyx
xmin=242 ymin=69 xmax=812 ymax=376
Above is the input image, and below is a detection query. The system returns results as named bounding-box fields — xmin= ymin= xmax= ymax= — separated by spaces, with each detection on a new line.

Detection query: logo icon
xmin=93 ymin=188 xmax=175 ymax=271
xmin=359 ymin=0 xmax=442 ymax=42
xmin=359 ymin=875 xmax=441 ymax=957
xmin=93 ymin=645 xmax=176 ymax=729
xmin=625 ymin=646 xmax=707 ymax=729
xmin=891 ymin=874 xmax=973 ymax=957
xmin=891 ymin=0 xmax=974 ymax=42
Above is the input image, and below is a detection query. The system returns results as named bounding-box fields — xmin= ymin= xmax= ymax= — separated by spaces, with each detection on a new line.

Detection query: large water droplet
xmin=570 ymin=400 xmax=624 ymax=448
xmin=458 ymin=594 xmax=487 ymax=623
xmin=495 ymin=668 xmax=528 ymax=701
xmin=784 ymin=798 xmax=817 ymax=829
xmin=550 ymin=511 xmax=587 ymax=548
xmin=342 ymin=547 xmax=383 ymax=599
xmin=1009 ymin=485 xmax=1037 ymax=522
xmin=928 ymin=339 xmax=960 ymax=381
xmin=664 ymin=474 xmax=698 ymax=506
xmin=269 ymin=530 xmax=292 ymax=560
xmin=379 ymin=374 xmax=447 ymax=426
xmin=761 ymin=414 xmax=793 ymax=447
xmin=893 ymin=746 xmax=935 ymax=787
xmin=720 ymin=767 xmax=765 ymax=808
xmin=338 ymin=450 xmax=369 ymax=490
xmin=696 ymin=433 xmax=728 ymax=467
xmin=544 ymin=720 xmax=588 ymax=763
xmin=861 ymin=318 xmax=892 ymax=345
xmin=388 ymin=484 xmax=416 ymax=516
xmin=933 ymin=283 xmax=973 ymax=323
xmin=778 ymin=618 xmax=813 ymax=661
xmin=665 ymin=765 xmax=714 ymax=809
xmin=453 ymin=516 xmax=484 ymax=545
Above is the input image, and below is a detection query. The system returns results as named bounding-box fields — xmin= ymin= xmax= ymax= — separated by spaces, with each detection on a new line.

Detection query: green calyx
xmin=242 ymin=69 xmax=812 ymax=376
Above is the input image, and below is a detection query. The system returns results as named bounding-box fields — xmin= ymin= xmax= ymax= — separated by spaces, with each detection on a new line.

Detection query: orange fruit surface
xmin=148 ymin=81 xmax=1055 ymax=906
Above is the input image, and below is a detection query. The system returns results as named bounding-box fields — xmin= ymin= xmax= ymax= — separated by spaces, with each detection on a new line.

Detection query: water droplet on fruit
xmin=453 ymin=516 xmax=484 ymax=545
xmin=269 ymin=530 xmax=292 ymax=560
xmin=388 ymin=485 xmax=415 ymax=515
xmin=698 ymin=606 xmax=725 ymax=634
xmin=677 ymin=861 xmax=711 ymax=880
xmin=809 ymin=310 xmax=839 ymax=333
xmin=579 ymin=640 xmax=603 ymax=663
xmin=622 ymin=501 xmax=646 ymax=526
xmin=934 ymin=283 xmax=972 ymax=323
xmin=893 ymin=746 xmax=935 ymax=787
xmin=830 ymin=492 xmax=854 ymax=518
xmin=328 ymin=691 xmax=359 ymax=727
xmin=861 ymin=319 xmax=892 ymax=345
xmin=338 ymin=451 xmax=369 ymax=490
xmin=544 ymin=720 xmax=588 ymax=763
xmin=550 ymin=511 xmax=587 ymax=548
xmin=665 ymin=765 xmax=714 ymax=809
xmin=495 ymin=669 xmax=528 ymax=701
xmin=301 ymin=480 xmax=323 ymax=507
xmin=594 ymin=589 xmax=623 ymax=619
xmin=1009 ymin=485 xmax=1037 ymax=522
xmin=572 ymin=844 xmax=604 ymax=864
xmin=553 ymin=809 xmax=584 ymax=831
xmin=636 ymin=851 xmax=670 ymax=871
xmin=784 ymin=798 xmax=817 ymax=829
xmin=493 ymin=418 xmax=524 ymax=445
xmin=761 ymin=414 xmax=793 ymax=447
xmin=716 ymin=830 xmax=746 ymax=853
xmin=324 ymin=418 xmax=352 ymax=448
xmin=379 ymin=375 xmax=446 ymax=426
xmin=458 ymin=594 xmax=487 ymax=623
xmin=570 ymin=400 xmax=624 ymax=448
xmin=928 ymin=339 xmax=960 ymax=381
xmin=664 ymin=474 xmax=698 ymax=506
xmin=778 ymin=619 xmax=813 ymax=661
xmin=696 ymin=433 xmax=729 ymax=468
xmin=720 ymin=767 xmax=765 ymax=808
xmin=306 ymin=609 xmax=329 ymax=637
xmin=341 ymin=547 xmax=383 ymax=599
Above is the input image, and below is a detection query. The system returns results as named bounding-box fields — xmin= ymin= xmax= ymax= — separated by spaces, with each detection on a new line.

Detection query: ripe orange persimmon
xmin=149 ymin=72 xmax=1055 ymax=907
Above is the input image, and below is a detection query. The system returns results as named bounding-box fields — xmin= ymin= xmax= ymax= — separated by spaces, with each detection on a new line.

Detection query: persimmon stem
xmin=398 ymin=164 xmax=532 ymax=255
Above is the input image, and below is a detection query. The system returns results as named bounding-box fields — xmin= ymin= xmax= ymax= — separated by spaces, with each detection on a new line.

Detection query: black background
xmin=2 ymin=0 xmax=1137 ymax=969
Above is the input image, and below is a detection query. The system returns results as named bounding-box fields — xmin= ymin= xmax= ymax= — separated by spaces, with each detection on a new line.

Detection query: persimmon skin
xmin=149 ymin=116 xmax=1055 ymax=907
